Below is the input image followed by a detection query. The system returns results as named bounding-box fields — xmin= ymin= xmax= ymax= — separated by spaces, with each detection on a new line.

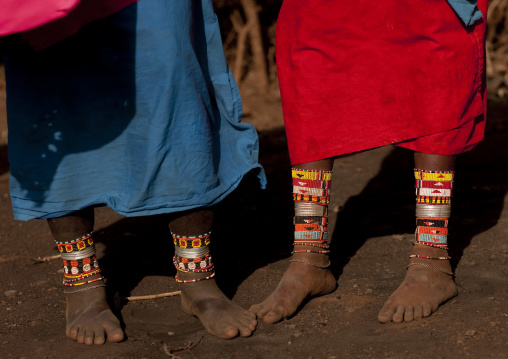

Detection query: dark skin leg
xmin=47 ymin=207 xmax=124 ymax=345
xmin=378 ymin=152 xmax=458 ymax=323
xmin=250 ymin=159 xmax=337 ymax=323
xmin=169 ymin=210 xmax=257 ymax=339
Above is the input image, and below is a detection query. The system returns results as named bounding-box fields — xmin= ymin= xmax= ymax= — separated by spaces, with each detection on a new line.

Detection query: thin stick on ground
xmin=30 ymin=254 xmax=61 ymax=263
xmin=124 ymin=291 xmax=181 ymax=301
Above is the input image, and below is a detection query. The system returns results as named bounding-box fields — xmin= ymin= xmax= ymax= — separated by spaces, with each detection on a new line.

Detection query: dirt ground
xmin=1 ymin=65 xmax=508 ymax=359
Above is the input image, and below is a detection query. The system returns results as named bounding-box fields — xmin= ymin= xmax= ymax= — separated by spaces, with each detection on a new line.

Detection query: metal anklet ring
xmin=64 ymin=284 xmax=106 ymax=295
xmin=289 ymin=259 xmax=331 ymax=269
xmin=406 ymin=262 xmax=453 ymax=276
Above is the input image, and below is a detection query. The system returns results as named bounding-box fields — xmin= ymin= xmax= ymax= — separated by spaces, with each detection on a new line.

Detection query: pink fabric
xmin=0 ymin=0 xmax=81 ymax=35
xmin=1 ymin=0 xmax=138 ymax=50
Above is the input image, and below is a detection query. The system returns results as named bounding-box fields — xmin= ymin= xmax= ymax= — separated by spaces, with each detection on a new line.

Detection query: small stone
xmin=488 ymin=297 xmax=495 ymax=301
xmin=353 ymin=284 xmax=358 ymax=288
xmin=332 ymin=206 xmax=339 ymax=213
xmin=391 ymin=234 xmax=404 ymax=241
xmin=288 ymin=341 xmax=292 ymax=345
xmin=457 ymin=339 xmax=464 ymax=345
xmin=4 ymin=290 xmax=17 ymax=298
xmin=465 ymin=330 xmax=476 ymax=336
xmin=365 ymin=289 xmax=373 ymax=294
xmin=336 ymin=294 xmax=341 ymax=300
xmin=167 ymin=332 xmax=174 ymax=336
xmin=288 ymin=324 xmax=296 ymax=329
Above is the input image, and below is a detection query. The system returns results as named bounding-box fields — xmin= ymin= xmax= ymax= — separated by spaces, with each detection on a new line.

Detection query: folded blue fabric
xmin=447 ymin=0 xmax=483 ymax=26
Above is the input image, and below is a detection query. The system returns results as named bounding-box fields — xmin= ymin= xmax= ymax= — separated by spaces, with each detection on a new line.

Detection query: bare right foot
xmin=65 ymin=283 xmax=124 ymax=345
xmin=249 ymin=257 xmax=337 ymax=324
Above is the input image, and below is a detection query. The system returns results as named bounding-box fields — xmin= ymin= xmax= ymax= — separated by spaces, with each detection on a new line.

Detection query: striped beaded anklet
xmin=291 ymin=168 xmax=332 ymax=266
xmin=172 ymin=231 xmax=215 ymax=283
xmin=411 ymin=168 xmax=454 ymax=272
xmin=57 ymin=231 xmax=105 ymax=288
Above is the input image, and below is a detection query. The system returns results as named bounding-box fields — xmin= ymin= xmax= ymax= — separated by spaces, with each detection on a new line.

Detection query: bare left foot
xmin=378 ymin=246 xmax=457 ymax=323
xmin=179 ymin=277 xmax=257 ymax=339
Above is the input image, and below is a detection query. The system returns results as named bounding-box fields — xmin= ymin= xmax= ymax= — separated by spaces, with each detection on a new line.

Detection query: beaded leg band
xmin=172 ymin=231 xmax=215 ymax=283
xmin=57 ymin=232 xmax=104 ymax=287
xmin=412 ymin=169 xmax=453 ymax=266
xmin=291 ymin=168 xmax=332 ymax=268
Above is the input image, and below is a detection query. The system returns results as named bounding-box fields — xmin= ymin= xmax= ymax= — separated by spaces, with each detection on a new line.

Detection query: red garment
xmin=0 ymin=0 xmax=137 ymax=50
xmin=276 ymin=0 xmax=488 ymax=165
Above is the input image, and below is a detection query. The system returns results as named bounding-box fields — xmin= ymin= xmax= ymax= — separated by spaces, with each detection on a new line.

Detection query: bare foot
xmin=65 ymin=283 xmax=125 ymax=345
xmin=378 ymin=246 xmax=458 ymax=323
xmin=180 ymin=278 xmax=257 ymax=339
xmin=249 ymin=257 xmax=337 ymax=324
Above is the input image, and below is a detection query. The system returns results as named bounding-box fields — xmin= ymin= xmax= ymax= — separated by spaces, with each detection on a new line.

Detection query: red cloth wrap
xmin=276 ymin=0 xmax=488 ymax=165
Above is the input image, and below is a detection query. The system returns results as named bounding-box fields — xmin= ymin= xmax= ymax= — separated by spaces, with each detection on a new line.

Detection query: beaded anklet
xmin=64 ymin=284 xmax=106 ymax=295
xmin=414 ymin=241 xmax=449 ymax=250
xmin=175 ymin=272 xmax=216 ymax=283
xmin=56 ymin=232 xmax=104 ymax=287
xmin=172 ymin=231 xmax=215 ymax=283
xmin=63 ymin=276 xmax=105 ymax=287
xmin=410 ymin=168 xmax=453 ymax=266
xmin=409 ymin=254 xmax=451 ymax=260
xmin=292 ymin=168 xmax=332 ymax=260
xmin=407 ymin=263 xmax=453 ymax=276
xmin=289 ymin=259 xmax=331 ymax=269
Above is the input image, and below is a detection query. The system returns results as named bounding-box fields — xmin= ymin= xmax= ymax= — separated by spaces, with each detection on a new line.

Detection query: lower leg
xmin=48 ymin=207 xmax=124 ymax=345
xmin=250 ymin=159 xmax=337 ymax=323
xmin=170 ymin=209 xmax=257 ymax=339
xmin=378 ymin=152 xmax=458 ymax=323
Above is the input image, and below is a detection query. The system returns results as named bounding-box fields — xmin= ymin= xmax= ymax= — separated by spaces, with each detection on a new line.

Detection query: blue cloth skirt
xmin=4 ymin=0 xmax=265 ymax=221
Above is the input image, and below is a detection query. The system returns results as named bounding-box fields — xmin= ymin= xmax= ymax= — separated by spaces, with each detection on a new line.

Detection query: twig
xmin=30 ymin=254 xmax=61 ymax=263
xmin=124 ymin=291 xmax=181 ymax=301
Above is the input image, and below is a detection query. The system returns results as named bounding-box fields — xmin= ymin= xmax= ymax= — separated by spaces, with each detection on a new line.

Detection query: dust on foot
xmin=249 ymin=261 xmax=337 ymax=324
xmin=66 ymin=287 xmax=124 ymax=345
xmin=180 ymin=279 xmax=257 ymax=339
xmin=378 ymin=262 xmax=457 ymax=324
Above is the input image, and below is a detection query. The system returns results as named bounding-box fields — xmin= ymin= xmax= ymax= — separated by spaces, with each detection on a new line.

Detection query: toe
xmin=377 ymin=304 xmax=395 ymax=323
xmin=76 ymin=328 xmax=86 ymax=344
xmin=250 ymin=303 xmax=268 ymax=318
xmin=239 ymin=325 xmax=254 ymax=337
xmin=392 ymin=305 xmax=405 ymax=323
xmin=105 ymin=326 xmax=124 ymax=343
xmin=93 ymin=327 xmax=106 ymax=345
xmin=422 ymin=302 xmax=432 ymax=317
xmin=404 ymin=305 xmax=414 ymax=322
xmin=238 ymin=314 xmax=257 ymax=329
xmin=413 ymin=305 xmax=423 ymax=319
xmin=84 ymin=329 xmax=95 ymax=346
xmin=245 ymin=310 xmax=257 ymax=319
xmin=262 ymin=307 xmax=284 ymax=324
xmin=218 ymin=325 xmax=239 ymax=340
xmin=249 ymin=303 xmax=262 ymax=313
xmin=66 ymin=325 xmax=79 ymax=340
